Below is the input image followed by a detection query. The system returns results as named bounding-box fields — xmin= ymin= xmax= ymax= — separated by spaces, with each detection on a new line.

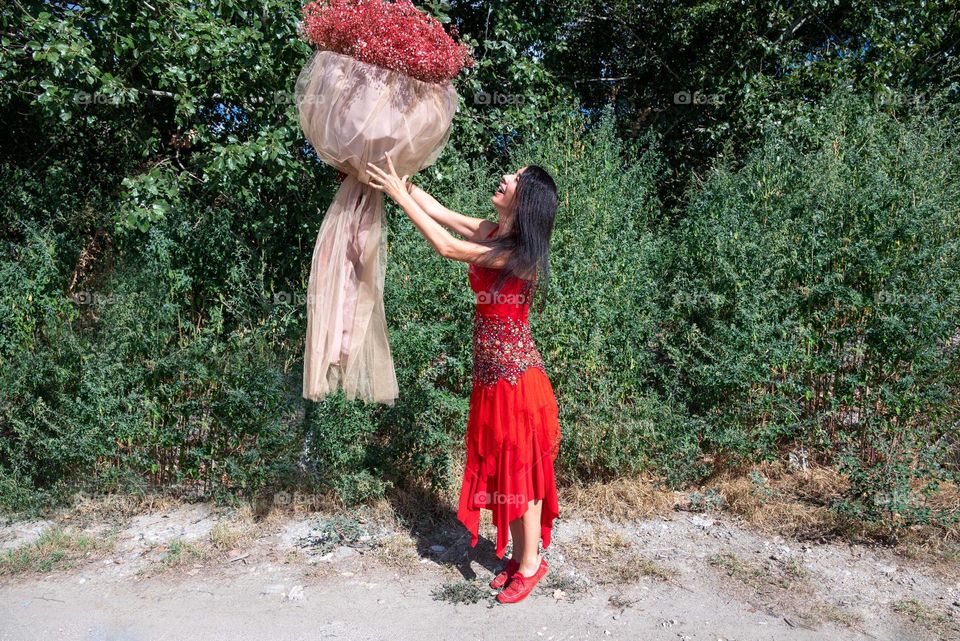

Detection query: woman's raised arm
xmin=405 ymin=182 xmax=498 ymax=242
xmin=366 ymin=155 xmax=510 ymax=268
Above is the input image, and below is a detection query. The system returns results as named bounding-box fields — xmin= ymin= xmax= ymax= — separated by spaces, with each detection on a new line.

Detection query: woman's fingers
xmin=365 ymin=165 xmax=392 ymax=194
xmin=366 ymin=159 xmax=392 ymax=176
xmin=367 ymin=159 xmax=408 ymax=198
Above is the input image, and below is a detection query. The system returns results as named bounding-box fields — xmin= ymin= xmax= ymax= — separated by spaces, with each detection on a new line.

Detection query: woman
xmin=366 ymin=153 xmax=561 ymax=605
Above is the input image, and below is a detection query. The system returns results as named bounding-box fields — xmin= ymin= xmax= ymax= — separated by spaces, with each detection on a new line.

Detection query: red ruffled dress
xmin=456 ymin=226 xmax=561 ymax=559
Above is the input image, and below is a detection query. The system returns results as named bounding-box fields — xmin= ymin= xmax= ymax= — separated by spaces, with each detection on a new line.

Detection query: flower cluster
xmin=300 ymin=0 xmax=474 ymax=84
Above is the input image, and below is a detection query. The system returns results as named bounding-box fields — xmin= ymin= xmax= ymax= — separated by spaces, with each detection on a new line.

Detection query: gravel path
xmin=1 ymin=500 xmax=957 ymax=641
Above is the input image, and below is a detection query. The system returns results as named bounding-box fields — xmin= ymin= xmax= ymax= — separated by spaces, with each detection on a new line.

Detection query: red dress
xmin=456 ymin=226 xmax=561 ymax=559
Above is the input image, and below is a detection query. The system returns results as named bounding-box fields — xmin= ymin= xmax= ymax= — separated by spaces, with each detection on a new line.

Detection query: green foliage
xmin=442 ymin=1 xmax=578 ymax=160
xmin=660 ymin=85 xmax=960 ymax=526
xmin=501 ymin=106 xmax=701 ymax=483
xmin=0 ymin=221 xmax=299 ymax=515
xmin=1 ymin=0 xmax=957 ymax=538
xmin=554 ymin=0 xmax=960 ymax=211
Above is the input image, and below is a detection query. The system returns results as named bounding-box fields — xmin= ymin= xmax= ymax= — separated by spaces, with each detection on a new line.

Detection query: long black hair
xmin=474 ymin=164 xmax=558 ymax=313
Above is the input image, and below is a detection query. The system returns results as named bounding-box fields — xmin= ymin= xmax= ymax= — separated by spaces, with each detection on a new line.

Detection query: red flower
xmin=300 ymin=0 xmax=474 ymax=84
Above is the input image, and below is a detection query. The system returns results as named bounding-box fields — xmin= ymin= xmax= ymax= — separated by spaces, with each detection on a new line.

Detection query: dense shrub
xmin=660 ymin=87 xmax=960 ymax=526
xmin=0 ymin=219 xmax=300 ymax=514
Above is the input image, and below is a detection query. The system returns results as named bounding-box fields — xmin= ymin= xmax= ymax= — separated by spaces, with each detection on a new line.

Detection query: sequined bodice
xmin=468 ymin=261 xmax=546 ymax=387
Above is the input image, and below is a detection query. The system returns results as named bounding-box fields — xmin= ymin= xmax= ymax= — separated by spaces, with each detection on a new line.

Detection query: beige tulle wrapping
xmin=295 ymin=50 xmax=458 ymax=404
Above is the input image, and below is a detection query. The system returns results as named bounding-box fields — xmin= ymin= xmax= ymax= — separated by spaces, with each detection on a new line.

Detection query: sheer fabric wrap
xmin=295 ymin=50 xmax=458 ymax=404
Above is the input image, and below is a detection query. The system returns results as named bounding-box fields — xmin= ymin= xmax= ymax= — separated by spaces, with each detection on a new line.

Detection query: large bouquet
xmin=295 ymin=0 xmax=472 ymax=405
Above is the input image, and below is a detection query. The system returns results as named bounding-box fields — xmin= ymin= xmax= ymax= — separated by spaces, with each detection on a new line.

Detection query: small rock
xmin=319 ymin=546 xmax=357 ymax=562
xmin=878 ymin=564 xmax=897 ymax=575
xmin=287 ymin=585 xmax=304 ymax=601
xmin=429 ymin=544 xmax=445 ymax=553
xmin=688 ymin=516 xmax=714 ymax=529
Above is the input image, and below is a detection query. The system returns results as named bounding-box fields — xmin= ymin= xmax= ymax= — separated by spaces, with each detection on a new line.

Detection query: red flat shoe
xmin=496 ymin=557 xmax=548 ymax=604
xmin=489 ymin=558 xmax=521 ymax=590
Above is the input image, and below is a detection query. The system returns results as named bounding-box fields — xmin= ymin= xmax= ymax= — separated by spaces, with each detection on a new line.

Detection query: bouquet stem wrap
xmin=295 ymin=50 xmax=458 ymax=404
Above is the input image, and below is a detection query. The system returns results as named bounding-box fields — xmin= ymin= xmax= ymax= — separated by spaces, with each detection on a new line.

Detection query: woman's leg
xmin=516 ymin=498 xmax=543 ymax=576
xmin=508 ymin=516 xmax=524 ymax=563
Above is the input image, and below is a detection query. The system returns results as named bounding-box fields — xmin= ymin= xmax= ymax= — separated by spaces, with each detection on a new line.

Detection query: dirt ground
xmin=1 ymin=488 xmax=959 ymax=641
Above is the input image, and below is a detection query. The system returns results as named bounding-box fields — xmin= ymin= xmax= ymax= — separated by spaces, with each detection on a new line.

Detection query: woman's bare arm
xmin=392 ymin=189 xmax=510 ymax=267
xmin=365 ymin=155 xmax=509 ymax=267
xmin=406 ymin=183 xmax=498 ymax=241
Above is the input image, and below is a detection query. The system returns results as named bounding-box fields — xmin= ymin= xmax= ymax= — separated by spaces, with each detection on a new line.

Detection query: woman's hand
xmin=366 ymin=152 xmax=411 ymax=203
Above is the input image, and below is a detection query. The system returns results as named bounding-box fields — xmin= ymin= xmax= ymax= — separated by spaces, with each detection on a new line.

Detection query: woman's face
xmin=491 ymin=166 xmax=528 ymax=214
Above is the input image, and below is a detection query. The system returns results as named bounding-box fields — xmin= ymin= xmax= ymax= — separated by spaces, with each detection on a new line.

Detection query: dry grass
xmin=137 ymin=505 xmax=265 ymax=576
xmin=701 ymin=461 xmax=849 ymax=537
xmin=152 ymin=538 xmax=212 ymax=569
xmin=207 ymin=507 xmax=260 ymax=555
xmin=68 ymin=492 xmax=181 ymax=524
xmin=380 ymin=480 xmax=458 ymax=534
xmin=891 ymin=598 xmax=960 ymax=638
xmin=430 ymin=577 xmax=491 ymax=605
xmin=370 ymin=533 xmax=422 ymax=571
xmin=707 ymin=549 xmax=828 ymax=629
xmin=374 ymin=451 xmax=960 ymax=580
xmin=559 ymin=475 xmax=678 ymax=523
xmin=708 ymin=549 xmax=837 ymax=632
xmin=708 ymin=552 xmax=768 ymax=590
xmin=0 ymin=525 xmax=117 ymax=576
xmin=279 ymin=548 xmax=308 ymax=565
xmin=19 ymin=455 xmax=956 ymax=585
xmin=709 ymin=549 xmax=815 ymax=595
xmin=40 ymin=490 xmax=276 ymax=539
xmin=566 ymin=523 xmax=677 ymax=586
xmin=702 ymin=460 xmax=960 ymax=574
xmin=541 ymin=571 xmax=592 ymax=602
xmin=555 ymin=458 xmax=957 ymax=564
xmin=807 ymin=601 xmax=865 ymax=629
